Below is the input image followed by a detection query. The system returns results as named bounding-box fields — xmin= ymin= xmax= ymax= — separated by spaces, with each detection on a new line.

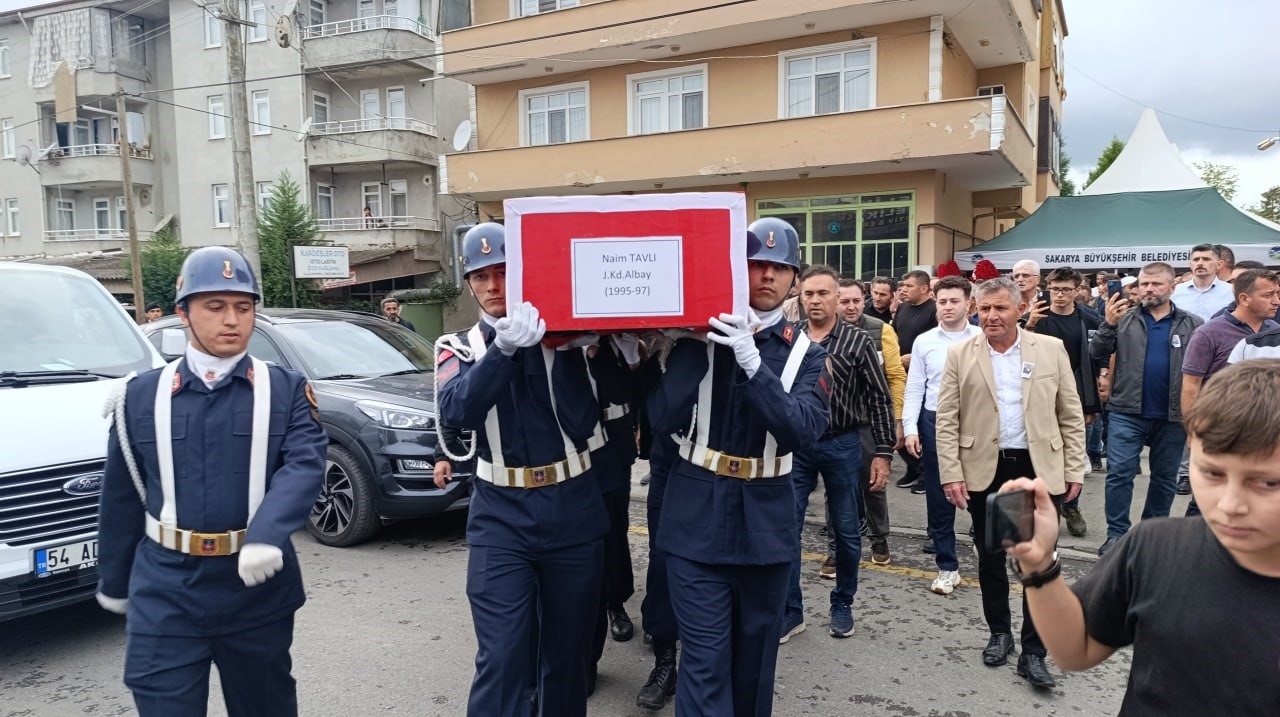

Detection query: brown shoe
xmin=870 ymin=540 xmax=891 ymax=565
xmin=818 ymin=555 xmax=837 ymax=579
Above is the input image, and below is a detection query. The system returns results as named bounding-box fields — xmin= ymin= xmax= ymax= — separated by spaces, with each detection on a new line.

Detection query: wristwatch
xmin=1008 ymin=551 xmax=1061 ymax=588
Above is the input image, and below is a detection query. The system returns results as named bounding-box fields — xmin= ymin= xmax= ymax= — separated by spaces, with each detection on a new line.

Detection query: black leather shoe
xmin=636 ymin=640 xmax=678 ymax=710
xmin=921 ymin=540 xmax=936 ymax=554
xmin=982 ymin=633 xmax=1015 ymax=666
xmin=1016 ymin=653 xmax=1057 ymax=689
xmin=1176 ymin=475 xmax=1191 ymax=495
xmin=643 ymin=631 xmax=653 ymax=645
xmin=1098 ymin=536 xmax=1118 ymax=557
xmin=608 ymin=605 xmax=635 ymax=642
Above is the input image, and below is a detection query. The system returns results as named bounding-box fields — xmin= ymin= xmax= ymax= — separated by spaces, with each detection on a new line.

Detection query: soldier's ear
xmin=175 ymin=303 xmax=191 ymax=328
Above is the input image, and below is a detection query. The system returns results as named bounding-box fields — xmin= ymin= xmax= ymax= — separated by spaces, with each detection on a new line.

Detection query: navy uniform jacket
xmin=97 ymin=357 xmax=327 ymax=637
xmin=649 ymin=321 xmax=830 ymax=565
xmin=587 ymin=342 xmax=638 ymax=495
xmin=436 ymin=324 xmax=608 ymax=550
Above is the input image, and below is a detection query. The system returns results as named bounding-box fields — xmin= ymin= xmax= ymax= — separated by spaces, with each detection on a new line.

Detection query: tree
xmin=1083 ymin=137 xmax=1125 ymax=189
xmin=1194 ymin=161 xmax=1240 ymax=202
xmin=1252 ymin=185 xmax=1280 ymax=222
xmin=123 ymin=226 xmax=190 ymax=312
xmin=257 ymin=171 xmax=323 ymax=308
xmin=1058 ymin=140 xmax=1076 ymax=196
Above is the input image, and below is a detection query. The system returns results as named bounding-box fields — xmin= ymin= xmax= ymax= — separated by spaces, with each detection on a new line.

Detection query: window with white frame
xmin=629 ymin=65 xmax=706 ymax=135
xmin=1 ymin=118 xmax=13 ymax=158
xmin=781 ymin=41 xmax=875 ymax=118
xmin=213 ymin=184 xmax=231 ymax=226
xmin=248 ymin=0 xmax=269 ymax=42
xmin=208 ymin=96 xmax=227 ymax=138
xmin=251 ymin=90 xmax=271 ymax=135
xmin=521 ymin=83 xmax=588 ymax=146
xmin=388 ymin=179 xmax=407 ymax=219
xmin=519 ymin=0 xmax=577 ymax=17
xmin=313 ymin=92 xmax=330 ymax=124
xmin=316 ymin=184 xmax=334 ymax=220
xmin=56 ymin=199 xmax=75 ymax=231
xmin=362 ymin=182 xmax=383 ymax=218
xmin=116 ymin=196 xmax=127 ymax=231
xmin=94 ymin=198 xmax=112 ymax=233
xmin=0 ymin=39 xmax=11 ymax=79
xmin=257 ymin=181 xmax=274 ymax=210
xmin=3 ymin=198 xmax=18 ymax=236
xmin=977 ymin=84 xmax=1005 ymax=97
xmin=309 ymin=0 xmax=326 ymax=26
xmin=205 ymin=8 xmax=223 ymax=47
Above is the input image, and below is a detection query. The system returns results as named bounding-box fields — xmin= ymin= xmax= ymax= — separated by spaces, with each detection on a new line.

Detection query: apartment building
xmin=0 ymin=0 xmax=472 ymax=301
xmin=439 ymin=0 xmax=1068 ymax=279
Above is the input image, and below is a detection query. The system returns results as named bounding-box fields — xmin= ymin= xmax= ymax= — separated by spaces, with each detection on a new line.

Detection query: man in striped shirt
xmin=782 ymin=265 xmax=895 ymax=642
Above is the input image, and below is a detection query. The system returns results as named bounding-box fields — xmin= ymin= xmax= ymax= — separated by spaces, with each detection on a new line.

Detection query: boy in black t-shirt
xmin=998 ymin=359 xmax=1280 ymax=716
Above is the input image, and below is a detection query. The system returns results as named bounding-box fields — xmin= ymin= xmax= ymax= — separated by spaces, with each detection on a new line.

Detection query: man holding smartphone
xmin=935 ymin=277 xmax=1086 ymax=690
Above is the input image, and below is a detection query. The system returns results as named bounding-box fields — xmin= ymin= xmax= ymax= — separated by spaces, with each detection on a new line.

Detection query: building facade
xmin=0 ymin=0 xmax=473 ymax=300
xmin=439 ymin=0 xmax=1068 ymax=278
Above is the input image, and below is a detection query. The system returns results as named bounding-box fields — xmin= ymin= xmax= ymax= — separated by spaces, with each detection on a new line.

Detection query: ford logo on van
xmin=63 ymin=474 xmax=104 ymax=496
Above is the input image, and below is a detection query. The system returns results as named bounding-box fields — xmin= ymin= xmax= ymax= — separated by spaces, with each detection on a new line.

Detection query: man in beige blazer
xmin=935 ymin=277 xmax=1085 ymax=691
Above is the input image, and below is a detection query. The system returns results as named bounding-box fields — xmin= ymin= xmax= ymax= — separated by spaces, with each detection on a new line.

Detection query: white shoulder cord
xmin=102 ymin=373 xmax=146 ymax=505
xmin=432 ymin=329 xmax=480 ymax=463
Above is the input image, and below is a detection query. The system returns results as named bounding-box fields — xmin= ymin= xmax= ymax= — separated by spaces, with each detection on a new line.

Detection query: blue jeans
xmin=1104 ymin=412 xmax=1187 ymax=539
xmin=919 ymin=410 xmax=959 ymax=571
xmin=787 ymin=432 xmax=862 ymax=614
xmin=1087 ymin=410 xmax=1107 ymax=460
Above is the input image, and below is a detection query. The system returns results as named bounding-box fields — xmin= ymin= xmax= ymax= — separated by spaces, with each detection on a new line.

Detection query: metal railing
xmin=302 ymin=14 xmax=431 ymax=39
xmin=310 ymin=118 xmax=436 ymax=137
xmin=317 ymin=216 xmax=440 ymax=232
xmin=43 ymin=228 xmax=151 ymax=242
xmin=45 ymin=144 xmax=153 ymax=159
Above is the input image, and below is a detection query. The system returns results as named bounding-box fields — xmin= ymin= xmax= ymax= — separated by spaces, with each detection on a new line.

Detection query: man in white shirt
xmin=902 ymin=276 xmax=983 ymax=596
xmin=1171 ymin=243 xmax=1234 ymax=322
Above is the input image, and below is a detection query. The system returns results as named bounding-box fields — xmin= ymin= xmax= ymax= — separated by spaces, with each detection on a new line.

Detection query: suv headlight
xmin=355 ymin=400 xmax=436 ymax=430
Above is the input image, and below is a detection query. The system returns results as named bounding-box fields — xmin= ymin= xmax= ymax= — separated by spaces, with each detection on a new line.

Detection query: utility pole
xmin=221 ymin=0 xmax=263 ymax=291
xmin=116 ymin=84 xmax=145 ymax=324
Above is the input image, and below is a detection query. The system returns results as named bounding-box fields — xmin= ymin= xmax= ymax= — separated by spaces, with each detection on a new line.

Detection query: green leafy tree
xmin=1083 ymin=137 xmax=1125 ymax=189
xmin=1251 ymin=185 xmax=1280 ymax=222
xmin=1194 ymin=161 xmax=1240 ymax=202
xmin=1058 ymin=139 xmax=1076 ymax=196
xmin=123 ymin=226 xmax=190 ymax=312
xmin=257 ymin=171 xmax=323 ymax=308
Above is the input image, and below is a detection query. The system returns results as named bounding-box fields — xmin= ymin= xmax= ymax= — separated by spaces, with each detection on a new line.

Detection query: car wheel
xmin=307 ymin=444 xmax=379 ymax=547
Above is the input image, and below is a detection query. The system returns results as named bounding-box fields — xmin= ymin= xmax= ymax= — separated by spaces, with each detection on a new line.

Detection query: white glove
xmin=707 ymin=314 xmax=762 ymax=378
xmin=96 ymin=592 xmax=128 ymax=615
xmin=611 ymin=333 xmax=643 ymax=367
xmin=238 ymin=543 xmax=284 ymax=587
xmin=493 ymin=302 xmax=546 ymax=356
xmin=556 ymin=332 xmax=600 ymax=351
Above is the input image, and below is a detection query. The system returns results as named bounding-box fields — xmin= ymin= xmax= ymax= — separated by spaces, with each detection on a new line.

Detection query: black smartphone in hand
xmin=1038 ymin=290 xmax=1051 ymax=306
xmin=1107 ymin=279 xmax=1123 ymax=298
xmin=986 ymin=489 xmax=1035 ymax=552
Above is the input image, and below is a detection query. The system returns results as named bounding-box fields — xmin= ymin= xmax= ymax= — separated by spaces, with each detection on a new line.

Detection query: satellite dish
xmin=295 ymin=116 xmax=313 ymax=142
xmin=451 ymin=120 xmax=473 ymax=152
xmin=15 ymin=145 xmax=31 ymax=166
xmin=275 ymin=14 xmax=295 ymax=48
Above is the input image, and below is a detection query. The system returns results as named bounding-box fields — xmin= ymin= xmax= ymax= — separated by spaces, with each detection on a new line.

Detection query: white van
xmin=0 ymin=262 xmax=163 ymax=621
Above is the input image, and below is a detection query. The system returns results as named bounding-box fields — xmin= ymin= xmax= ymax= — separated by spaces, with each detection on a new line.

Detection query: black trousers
xmin=965 ymin=449 xmax=1062 ymax=657
xmin=591 ymin=484 xmax=636 ymax=665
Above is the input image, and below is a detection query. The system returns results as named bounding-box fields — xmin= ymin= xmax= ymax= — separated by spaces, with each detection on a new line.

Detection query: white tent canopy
xmin=1080 ymin=108 xmax=1206 ymax=196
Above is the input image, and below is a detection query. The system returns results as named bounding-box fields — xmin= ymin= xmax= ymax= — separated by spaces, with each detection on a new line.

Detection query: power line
xmin=1068 ymin=63 xmax=1276 ymax=134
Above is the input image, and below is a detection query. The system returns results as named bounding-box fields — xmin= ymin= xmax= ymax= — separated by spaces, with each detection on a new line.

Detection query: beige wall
xmin=939 ymin=27 xmax=977 ymax=100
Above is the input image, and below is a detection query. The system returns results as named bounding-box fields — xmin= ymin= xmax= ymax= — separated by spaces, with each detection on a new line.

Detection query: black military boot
xmin=636 ymin=640 xmax=677 ymax=710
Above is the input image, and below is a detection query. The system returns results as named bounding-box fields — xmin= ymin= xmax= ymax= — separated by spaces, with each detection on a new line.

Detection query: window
xmin=116 ymin=196 xmax=127 ymax=231
xmin=386 ymin=87 xmax=406 ymax=129
xmin=3 ymin=198 xmax=18 ymax=236
xmin=520 ymin=83 xmax=588 ymax=146
xmin=94 ymin=198 xmax=112 ymax=234
xmin=629 ymin=65 xmax=706 ymax=135
xmin=385 ymin=0 xmax=399 ymax=17
xmin=360 ymin=89 xmax=380 ymax=123
xmin=1 ymin=118 xmax=13 ymax=158
xmin=72 ymin=119 xmax=92 ymax=146
xmin=1037 ymin=96 xmax=1062 ymax=179
xmin=316 ymin=184 xmax=334 ymax=220
xmin=755 ymin=191 xmax=914 ymax=280
xmin=519 ymin=0 xmax=577 ymax=16
xmin=208 ymin=96 xmax=226 ymax=138
xmin=251 ymin=90 xmax=271 ymax=135
xmin=257 ymin=181 xmax=274 ymax=210
xmin=977 ymin=84 xmax=1005 ymax=97
xmin=248 ymin=0 xmax=269 ymax=42
xmin=362 ymin=182 xmax=383 ymax=218
xmin=310 ymin=0 xmax=326 ymax=26
xmin=780 ymin=41 xmax=875 ymax=118
xmin=0 ymin=39 xmax=10 ymax=79
xmin=56 ymin=199 xmax=76 ymax=231
xmin=312 ymin=92 xmax=330 ymax=125
xmin=388 ymin=179 xmax=407 ymax=218
xmin=213 ymin=184 xmax=231 ymax=227
xmin=205 ymin=8 xmax=222 ymax=48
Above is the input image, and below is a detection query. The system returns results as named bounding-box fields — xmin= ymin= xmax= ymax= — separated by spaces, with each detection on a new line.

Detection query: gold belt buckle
xmin=186 ymin=531 xmax=235 ymax=556
xmin=715 ymin=454 xmax=757 ymax=480
xmin=521 ymin=462 xmax=560 ymax=489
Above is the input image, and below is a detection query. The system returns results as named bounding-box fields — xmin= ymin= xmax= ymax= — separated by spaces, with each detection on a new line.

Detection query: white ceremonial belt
xmin=145 ymin=513 xmax=245 ymax=556
xmin=677 ymin=442 xmax=792 ymax=480
xmin=475 ymin=450 xmax=593 ymax=489
xmin=603 ymin=404 xmax=630 ymax=421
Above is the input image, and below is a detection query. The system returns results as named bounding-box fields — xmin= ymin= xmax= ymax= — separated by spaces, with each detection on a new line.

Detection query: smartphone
xmin=986 ymin=489 xmax=1035 ymax=552
xmin=1038 ymin=289 xmax=1051 ymax=305
xmin=1107 ymin=279 xmax=1123 ymax=298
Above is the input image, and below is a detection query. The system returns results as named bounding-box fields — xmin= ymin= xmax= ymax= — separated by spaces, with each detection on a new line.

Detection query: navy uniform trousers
xmin=436 ymin=326 xmax=609 ymax=717
xmin=648 ymin=322 xmax=830 ymax=716
xmin=97 ymin=357 xmax=327 ymax=717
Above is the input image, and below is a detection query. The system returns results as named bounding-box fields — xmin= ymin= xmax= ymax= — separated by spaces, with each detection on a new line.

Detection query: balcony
xmin=302 ymin=14 xmax=436 ymax=73
xmin=318 ymin=216 xmax=443 ymax=260
xmin=445 ymin=96 xmax=1034 ymax=201
xmin=38 ymin=144 xmax=156 ymax=188
xmin=443 ymin=0 xmax=1035 ymax=84
xmin=307 ymin=118 xmax=440 ymax=167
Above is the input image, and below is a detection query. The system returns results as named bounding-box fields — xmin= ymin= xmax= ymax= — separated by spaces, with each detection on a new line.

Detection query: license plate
xmin=33 ymin=539 xmax=98 ymax=577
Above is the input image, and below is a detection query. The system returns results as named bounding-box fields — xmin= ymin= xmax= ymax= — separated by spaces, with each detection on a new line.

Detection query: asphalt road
xmin=1 ymin=459 xmax=1158 ymax=717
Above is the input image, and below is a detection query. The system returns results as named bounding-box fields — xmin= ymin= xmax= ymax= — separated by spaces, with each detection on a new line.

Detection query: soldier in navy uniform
xmin=95 ymin=246 xmax=327 ymax=717
xmin=649 ymin=217 xmax=831 ymax=716
xmin=433 ymin=223 xmax=609 ymax=717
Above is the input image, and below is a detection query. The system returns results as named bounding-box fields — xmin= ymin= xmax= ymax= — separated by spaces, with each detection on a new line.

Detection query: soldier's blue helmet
xmin=175 ymin=246 xmax=261 ymax=305
xmin=746 ymin=217 xmax=802 ymax=271
xmin=461 ymin=223 xmax=506 ymax=278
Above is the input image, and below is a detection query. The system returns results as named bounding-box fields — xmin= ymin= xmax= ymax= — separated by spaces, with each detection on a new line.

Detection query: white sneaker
xmin=930 ymin=570 xmax=961 ymax=595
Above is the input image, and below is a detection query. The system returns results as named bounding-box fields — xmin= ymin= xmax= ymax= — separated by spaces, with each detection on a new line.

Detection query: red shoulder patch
xmin=436 ymin=349 xmax=455 ymax=365
xmin=171 ymin=372 xmax=181 ymax=394
xmin=246 ymin=366 xmax=255 ymax=385
xmin=782 ymin=325 xmax=795 ymax=343
xmin=436 ymin=356 xmax=460 ymax=384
